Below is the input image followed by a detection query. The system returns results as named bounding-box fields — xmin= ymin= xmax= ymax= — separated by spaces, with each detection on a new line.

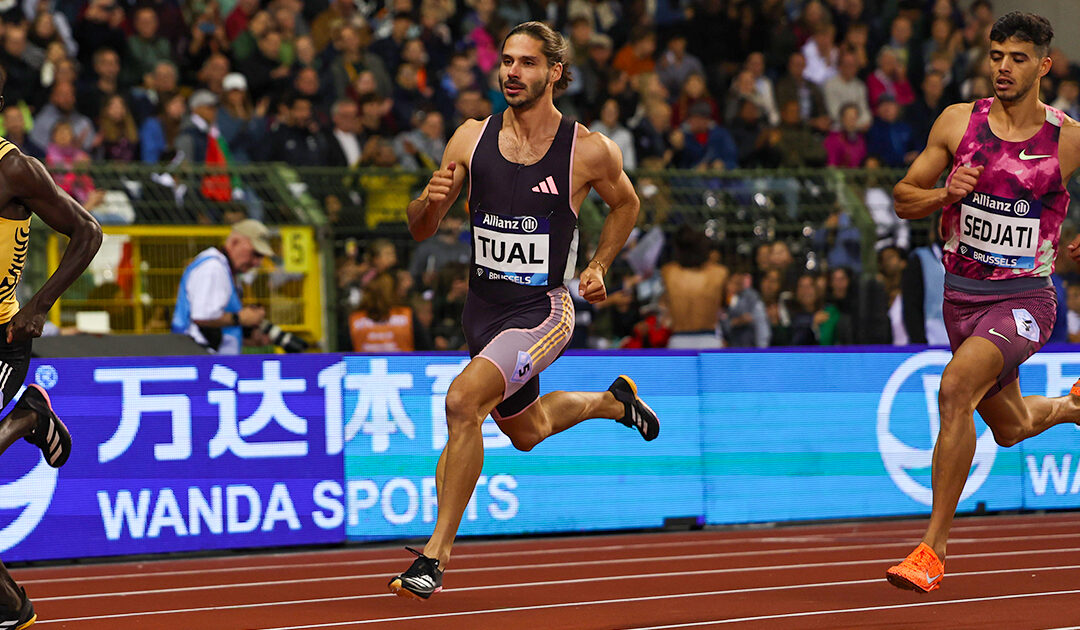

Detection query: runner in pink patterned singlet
xmin=885 ymin=12 xmax=1080 ymax=594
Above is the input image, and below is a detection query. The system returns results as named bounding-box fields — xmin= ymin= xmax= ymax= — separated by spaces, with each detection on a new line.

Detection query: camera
xmin=259 ymin=320 xmax=309 ymax=353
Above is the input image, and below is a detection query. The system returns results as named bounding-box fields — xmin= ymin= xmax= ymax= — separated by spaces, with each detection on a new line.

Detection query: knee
xmin=938 ymin=372 xmax=978 ymax=420
xmin=445 ymin=389 xmax=481 ymax=430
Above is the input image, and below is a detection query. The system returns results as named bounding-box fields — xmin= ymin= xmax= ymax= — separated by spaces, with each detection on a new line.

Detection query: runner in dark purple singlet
xmin=387 ymin=22 xmax=660 ymax=600
xmin=886 ymin=12 xmax=1080 ymax=593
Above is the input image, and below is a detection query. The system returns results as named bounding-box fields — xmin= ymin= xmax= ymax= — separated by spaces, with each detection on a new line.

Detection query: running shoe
xmin=17 ymin=385 xmax=71 ymax=468
xmin=0 ymin=587 xmax=36 ymax=629
xmin=609 ymin=375 xmax=660 ymax=441
xmin=886 ymin=543 xmax=945 ymax=592
xmin=388 ymin=547 xmax=443 ymax=600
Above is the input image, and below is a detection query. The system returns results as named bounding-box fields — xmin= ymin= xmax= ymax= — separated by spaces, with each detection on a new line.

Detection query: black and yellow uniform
xmin=0 ymin=138 xmax=34 ymax=404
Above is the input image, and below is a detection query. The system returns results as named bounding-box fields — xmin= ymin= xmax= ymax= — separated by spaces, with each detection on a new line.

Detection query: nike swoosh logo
xmin=1019 ymin=150 xmax=1052 ymax=160
xmin=925 ymin=571 xmax=943 ymax=584
xmin=988 ymin=328 xmax=1010 ymax=343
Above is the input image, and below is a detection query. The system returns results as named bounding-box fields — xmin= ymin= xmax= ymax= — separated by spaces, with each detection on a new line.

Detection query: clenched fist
xmin=426 ymin=162 xmax=457 ymax=206
xmin=945 ymin=164 xmax=984 ymax=205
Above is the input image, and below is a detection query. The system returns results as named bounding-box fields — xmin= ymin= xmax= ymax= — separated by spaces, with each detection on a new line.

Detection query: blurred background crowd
xmin=3 ymin=0 xmax=1080 ymax=352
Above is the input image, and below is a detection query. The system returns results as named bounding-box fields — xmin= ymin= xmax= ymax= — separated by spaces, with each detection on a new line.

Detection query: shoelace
xmin=403 ymin=547 xmax=440 ymax=576
xmin=909 ymin=546 xmax=940 ymax=572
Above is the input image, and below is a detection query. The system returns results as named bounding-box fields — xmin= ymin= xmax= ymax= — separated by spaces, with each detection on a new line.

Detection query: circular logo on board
xmin=521 ymin=217 xmax=538 ymax=233
xmin=877 ymin=351 xmax=998 ymax=506
xmin=34 ymin=365 xmax=58 ymax=389
xmin=1014 ymin=200 xmax=1031 ymax=216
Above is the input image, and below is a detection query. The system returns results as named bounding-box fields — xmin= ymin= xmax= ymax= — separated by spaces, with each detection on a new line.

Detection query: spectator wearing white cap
xmin=172 ymin=219 xmax=276 ymax=354
xmin=216 ymin=72 xmax=268 ymax=164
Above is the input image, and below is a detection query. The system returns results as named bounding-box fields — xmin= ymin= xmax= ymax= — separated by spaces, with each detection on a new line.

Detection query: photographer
xmin=171 ymin=219 xmax=274 ymax=354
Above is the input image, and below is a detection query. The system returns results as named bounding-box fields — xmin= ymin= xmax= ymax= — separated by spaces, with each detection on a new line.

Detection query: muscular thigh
xmin=0 ymin=323 xmax=31 ymax=406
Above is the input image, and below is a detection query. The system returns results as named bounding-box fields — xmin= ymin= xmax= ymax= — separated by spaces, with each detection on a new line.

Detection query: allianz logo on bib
xmin=877 ymin=351 xmax=998 ymax=505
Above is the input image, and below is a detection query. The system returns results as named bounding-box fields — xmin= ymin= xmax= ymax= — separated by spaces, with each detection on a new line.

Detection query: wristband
xmin=589 ymin=260 xmax=607 ymax=275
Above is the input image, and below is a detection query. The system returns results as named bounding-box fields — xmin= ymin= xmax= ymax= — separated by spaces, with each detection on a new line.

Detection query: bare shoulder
xmin=1059 ymin=112 xmax=1080 ymax=138
xmin=573 ymin=124 xmax=623 ymax=177
xmin=0 ymin=147 xmax=48 ymax=199
xmin=445 ymin=117 xmax=487 ymax=164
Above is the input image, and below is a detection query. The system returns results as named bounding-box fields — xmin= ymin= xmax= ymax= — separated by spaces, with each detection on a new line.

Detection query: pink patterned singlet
xmin=942 ymin=98 xmax=1070 ymax=281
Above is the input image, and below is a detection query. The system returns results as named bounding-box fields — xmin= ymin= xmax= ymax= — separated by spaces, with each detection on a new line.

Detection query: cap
xmin=188 ymin=89 xmax=218 ymax=110
xmin=223 ymin=73 xmax=248 ymax=92
xmin=588 ymin=33 xmax=613 ymax=49
xmin=230 ymin=219 xmax=275 ymax=257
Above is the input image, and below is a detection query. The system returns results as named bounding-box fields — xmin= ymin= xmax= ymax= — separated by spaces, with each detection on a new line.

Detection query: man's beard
xmin=501 ymin=74 xmax=548 ymax=110
xmin=995 ymin=76 xmax=1035 ymax=102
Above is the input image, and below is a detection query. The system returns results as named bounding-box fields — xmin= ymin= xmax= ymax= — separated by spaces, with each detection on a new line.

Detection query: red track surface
xmin=17 ymin=512 xmax=1080 ymax=629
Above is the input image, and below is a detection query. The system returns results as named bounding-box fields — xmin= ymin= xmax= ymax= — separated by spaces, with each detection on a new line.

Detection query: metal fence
xmin=28 ymin=162 xmax=1080 ymax=351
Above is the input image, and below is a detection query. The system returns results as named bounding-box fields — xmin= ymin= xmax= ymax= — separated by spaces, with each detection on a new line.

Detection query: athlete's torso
xmin=0 ymin=138 xmax=29 ymax=325
xmin=942 ymin=98 xmax=1070 ymax=280
xmin=467 ymin=112 xmax=580 ymax=304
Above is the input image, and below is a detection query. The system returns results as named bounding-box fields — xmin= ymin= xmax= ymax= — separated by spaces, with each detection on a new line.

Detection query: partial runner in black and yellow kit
xmin=0 ymin=67 xmax=103 ymax=628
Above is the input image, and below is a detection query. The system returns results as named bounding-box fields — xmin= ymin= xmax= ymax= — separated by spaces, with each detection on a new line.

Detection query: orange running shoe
xmin=886 ymin=543 xmax=945 ymax=592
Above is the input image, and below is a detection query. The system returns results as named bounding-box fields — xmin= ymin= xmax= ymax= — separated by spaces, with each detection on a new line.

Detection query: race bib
xmin=957 ymin=192 xmax=1041 ymax=269
xmin=473 ymin=212 xmax=550 ymax=286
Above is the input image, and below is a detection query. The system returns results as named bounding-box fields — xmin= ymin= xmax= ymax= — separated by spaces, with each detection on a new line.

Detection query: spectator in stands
xmin=633 ymin=99 xmax=674 ymax=169
xmin=877 ymin=245 xmax=908 ymax=345
xmin=1051 ymin=78 xmax=1080 ymax=121
xmin=822 ymin=266 xmax=859 ymax=344
xmin=724 ymin=70 xmax=771 ymax=127
xmin=311 ymin=0 xmax=358 ymax=52
xmin=196 ymin=53 xmax=231 ymax=99
xmin=823 ymin=50 xmax=871 ymax=131
xmin=589 ymin=98 xmax=636 ymax=172
xmin=721 ymin=270 xmax=770 ymax=348
xmin=326 ymin=99 xmax=362 ymax=168
xmin=860 ymin=155 xmax=910 ymax=252
xmin=436 ymin=52 xmax=483 ymax=122
xmin=613 ymin=26 xmax=656 ymax=78
xmin=408 ymin=205 xmax=469 ymax=291
xmin=902 ymin=216 xmax=948 ymax=346
xmin=728 ymin=98 xmax=769 ymax=167
xmin=231 ymin=10 xmax=273 ymax=63
xmin=660 ymin=225 xmax=728 ymax=349
xmin=672 ymin=101 xmax=737 ymax=170
xmin=93 ymin=94 xmax=138 ymax=162
xmin=801 ymin=23 xmax=838 ymax=86
xmin=329 ymin=23 xmax=393 ymax=105
xmin=175 ymin=89 xmax=219 ymax=164
xmin=394 ymin=109 xmax=447 ymax=171
xmin=452 ymin=88 xmax=490 ymax=128
xmin=866 ymin=94 xmax=915 ymax=168
xmin=269 ymin=95 xmax=330 ymax=166
xmin=775 ymin=51 xmax=831 ymax=133
xmin=172 ymin=219 xmax=274 ymax=354
xmin=358 ymin=92 xmax=395 ymax=142
xmin=430 ymin=261 xmax=468 ymax=350
xmin=184 ymin=2 xmax=230 ymax=84
xmin=840 ymin=21 xmax=870 ymax=73
xmin=574 ymin=32 xmax=613 ymax=123
xmin=417 ymin=1 xmax=453 ymax=73
xmin=77 ymin=47 xmax=121 ymax=123
xmin=74 ymin=0 xmax=126 ymax=68
xmin=140 ymin=92 xmax=186 ymax=163
xmin=770 ymin=99 xmax=828 ymax=168
xmin=216 ymin=73 xmax=268 ymax=165
xmin=879 ymin=15 xmax=916 ymax=77
xmin=130 ymin=60 xmax=178 ymax=124
xmin=348 ymin=271 xmax=430 ymax=352
xmin=744 ymin=51 xmax=779 ymax=126
xmin=390 ymin=62 xmax=433 ymax=131
xmin=271 ymin=5 xmax=300 ymax=67
xmin=30 ymin=80 xmax=95 ymax=153
xmin=788 ymin=273 xmax=828 ymax=346
xmin=124 ymin=6 xmax=172 ymax=89
xmin=225 ymin=0 xmax=260 ymax=42
xmin=671 ymin=73 xmax=718 ymax=129
xmin=46 ymin=121 xmax=103 ymax=211
xmin=0 ymin=25 xmax=39 ymax=109
xmin=906 ymin=70 xmax=948 ymax=152
xmin=825 ymin=102 xmax=867 ymax=168
xmin=292 ymin=67 xmax=331 ymax=127
xmin=813 ymin=203 xmax=862 ymax=273
xmin=867 ymin=48 xmax=915 ymax=110
xmin=292 ymin=34 xmax=320 ymax=72
xmin=757 ymin=268 xmax=791 ymax=346
xmin=239 ymin=29 xmax=290 ymax=103
xmin=370 ymin=12 xmax=414 ymax=76
xmin=2 ymin=107 xmax=44 ymax=160
xmin=657 ymin=33 xmax=704 ymax=99
xmin=28 ymin=7 xmax=74 ymax=59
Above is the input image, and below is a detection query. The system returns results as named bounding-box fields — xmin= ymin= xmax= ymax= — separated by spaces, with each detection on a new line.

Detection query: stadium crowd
xmin=2 ymin=0 xmax=1080 ymax=351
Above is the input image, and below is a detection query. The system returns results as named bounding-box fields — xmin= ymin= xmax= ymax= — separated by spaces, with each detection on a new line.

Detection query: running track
xmin=16 ymin=512 xmax=1080 ymax=629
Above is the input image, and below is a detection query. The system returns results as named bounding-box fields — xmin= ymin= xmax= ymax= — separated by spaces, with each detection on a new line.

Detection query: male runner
xmin=388 ymin=21 xmax=659 ymax=600
xmin=886 ymin=12 xmax=1080 ymax=592
xmin=0 ymin=69 xmax=104 ymax=626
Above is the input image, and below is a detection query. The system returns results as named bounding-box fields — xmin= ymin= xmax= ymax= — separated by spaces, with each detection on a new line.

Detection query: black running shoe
xmin=388 ymin=547 xmax=443 ymax=600
xmin=17 ymin=385 xmax=71 ymax=468
xmin=609 ymin=375 xmax=660 ymax=441
xmin=0 ymin=587 xmax=37 ymax=629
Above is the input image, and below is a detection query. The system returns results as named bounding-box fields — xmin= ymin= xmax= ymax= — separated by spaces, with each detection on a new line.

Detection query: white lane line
xmin=20 ymin=529 xmax=1080 ymax=588
xmin=16 ymin=514 xmax=1080 ymax=583
xmin=29 ymin=547 xmax=1080 ymax=603
xmin=626 ymin=589 xmax=1080 ymax=628
xmin=32 ymin=560 xmax=1080 ymax=625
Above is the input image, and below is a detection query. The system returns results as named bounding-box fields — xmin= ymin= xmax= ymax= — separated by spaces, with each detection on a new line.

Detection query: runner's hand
xmin=426 ymin=162 xmax=456 ymax=207
xmin=944 ymin=164 xmax=983 ymax=205
xmin=6 ymin=306 xmax=46 ymax=343
xmin=579 ymin=265 xmax=607 ymax=304
xmin=1067 ymin=233 xmax=1080 ymax=265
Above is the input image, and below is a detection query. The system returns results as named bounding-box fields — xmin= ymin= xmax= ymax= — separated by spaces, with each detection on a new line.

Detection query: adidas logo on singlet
xmin=531 ymin=176 xmax=559 ymax=195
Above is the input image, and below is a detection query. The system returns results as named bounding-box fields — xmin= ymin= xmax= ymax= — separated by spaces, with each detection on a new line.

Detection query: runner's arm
xmin=586 ymin=133 xmax=640 ymax=272
xmin=407 ymin=120 xmax=479 ymax=241
xmin=894 ymin=104 xmax=970 ymax=220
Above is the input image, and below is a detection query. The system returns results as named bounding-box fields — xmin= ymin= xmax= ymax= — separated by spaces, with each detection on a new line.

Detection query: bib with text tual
xmin=467 ymin=113 xmax=580 ymax=304
xmin=942 ymin=98 xmax=1070 ymax=280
